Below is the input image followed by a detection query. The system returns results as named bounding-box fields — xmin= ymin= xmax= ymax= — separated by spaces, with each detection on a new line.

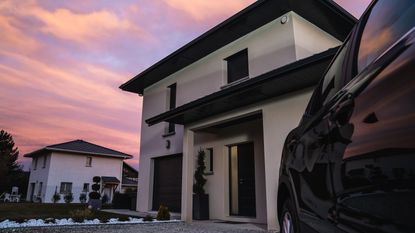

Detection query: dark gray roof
xmin=122 ymin=177 xmax=138 ymax=186
xmin=24 ymin=139 xmax=133 ymax=159
xmin=101 ymin=176 xmax=120 ymax=184
xmin=120 ymin=0 xmax=356 ymax=94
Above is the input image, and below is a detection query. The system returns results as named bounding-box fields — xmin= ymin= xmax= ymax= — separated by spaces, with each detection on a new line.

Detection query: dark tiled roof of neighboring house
xmin=122 ymin=177 xmax=138 ymax=186
xmin=101 ymin=176 xmax=121 ymax=184
xmin=24 ymin=139 xmax=133 ymax=159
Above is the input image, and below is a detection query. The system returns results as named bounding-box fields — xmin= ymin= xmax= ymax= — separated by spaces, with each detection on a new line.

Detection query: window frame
xmin=204 ymin=148 xmax=214 ymax=175
xmin=86 ymin=156 xmax=92 ymax=167
xmin=225 ymin=49 xmax=249 ymax=84
xmin=33 ymin=157 xmax=38 ymax=170
xmin=60 ymin=182 xmax=72 ymax=194
xmin=165 ymin=83 xmax=177 ymax=135
xmin=83 ymin=183 xmax=89 ymax=192
xmin=42 ymin=155 xmax=47 ymax=168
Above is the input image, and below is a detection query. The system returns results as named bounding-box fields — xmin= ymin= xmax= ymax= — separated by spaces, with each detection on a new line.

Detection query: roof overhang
xmin=24 ymin=147 xmax=132 ymax=159
xmin=145 ymin=47 xmax=338 ymax=126
xmin=120 ymin=0 xmax=356 ymax=95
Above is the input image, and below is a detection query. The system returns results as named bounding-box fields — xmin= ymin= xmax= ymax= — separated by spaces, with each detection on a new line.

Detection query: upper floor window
xmin=42 ymin=155 xmax=47 ymax=168
xmin=357 ymin=0 xmax=415 ymax=72
xmin=33 ymin=157 xmax=38 ymax=170
xmin=225 ymin=49 xmax=249 ymax=84
xmin=86 ymin=156 xmax=92 ymax=167
xmin=166 ymin=83 xmax=176 ymax=134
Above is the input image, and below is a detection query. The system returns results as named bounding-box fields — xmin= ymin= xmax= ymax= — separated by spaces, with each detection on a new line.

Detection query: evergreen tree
xmin=0 ymin=130 xmax=22 ymax=193
xmin=193 ymin=149 xmax=207 ymax=195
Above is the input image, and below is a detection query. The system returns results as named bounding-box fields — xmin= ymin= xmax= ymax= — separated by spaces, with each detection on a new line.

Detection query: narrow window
xmin=60 ymin=182 xmax=72 ymax=194
xmin=166 ymin=83 xmax=176 ymax=134
xmin=33 ymin=157 xmax=38 ymax=170
xmin=86 ymin=157 xmax=92 ymax=167
xmin=38 ymin=182 xmax=43 ymax=196
xmin=225 ymin=49 xmax=249 ymax=84
xmin=42 ymin=155 xmax=47 ymax=168
xmin=204 ymin=148 xmax=213 ymax=174
xmin=83 ymin=183 xmax=89 ymax=192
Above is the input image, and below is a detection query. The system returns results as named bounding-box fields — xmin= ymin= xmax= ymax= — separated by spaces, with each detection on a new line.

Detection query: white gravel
xmin=0 ymin=221 xmax=268 ymax=233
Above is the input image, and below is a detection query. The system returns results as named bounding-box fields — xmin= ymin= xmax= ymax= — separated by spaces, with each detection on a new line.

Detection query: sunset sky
xmin=0 ymin=0 xmax=370 ymax=170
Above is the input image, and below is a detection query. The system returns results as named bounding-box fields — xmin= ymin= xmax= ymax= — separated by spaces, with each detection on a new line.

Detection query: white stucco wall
xmin=27 ymin=152 xmax=124 ymax=203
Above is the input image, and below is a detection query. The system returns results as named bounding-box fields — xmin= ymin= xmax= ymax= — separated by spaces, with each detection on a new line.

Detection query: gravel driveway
xmin=0 ymin=221 xmax=269 ymax=233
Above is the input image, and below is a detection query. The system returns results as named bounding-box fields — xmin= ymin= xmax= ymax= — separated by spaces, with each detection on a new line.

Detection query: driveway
xmin=0 ymin=221 xmax=268 ymax=233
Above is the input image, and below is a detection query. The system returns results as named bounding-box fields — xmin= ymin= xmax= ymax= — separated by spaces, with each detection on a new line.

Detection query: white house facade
xmin=121 ymin=0 xmax=355 ymax=231
xmin=25 ymin=140 xmax=132 ymax=204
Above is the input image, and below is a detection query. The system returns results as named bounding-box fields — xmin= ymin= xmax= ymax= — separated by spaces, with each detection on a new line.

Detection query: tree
xmin=0 ymin=129 xmax=22 ymax=194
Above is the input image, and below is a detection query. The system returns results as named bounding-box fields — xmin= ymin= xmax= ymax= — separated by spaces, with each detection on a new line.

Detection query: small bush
xmin=52 ymin=192 xmax=61 ymax=203
xmin=93 ymin=176 xmax=101 ymax=183
xmin=156 ymin=205 xmax=170 ymax=221
xmin=79 ymin=193 xmax=87 ymax=203
xmin=70 ymin=208 xmax=94 ymax=223
xmin=118 ymin=215 xmax=129 ymax=222
xmin=64 ymin=193 xmax=74 ymax=203
xmin=91 ymin=184 xmax=100 ymax=192
xmin=89 ymin=192 xmax=100 ymax=200
xmin=44 ymin=218 xmax=55 ymax=224
xmin=143 ymin=215 xmax=153 ymax=222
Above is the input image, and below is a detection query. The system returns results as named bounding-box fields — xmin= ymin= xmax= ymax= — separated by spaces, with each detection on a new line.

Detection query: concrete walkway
xmin=101 ymin=209 xmax=181 ymax=220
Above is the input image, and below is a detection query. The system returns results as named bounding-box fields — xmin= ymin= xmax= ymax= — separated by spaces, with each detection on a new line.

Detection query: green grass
xmin=0 ymin=203 xmax=132 ymax=222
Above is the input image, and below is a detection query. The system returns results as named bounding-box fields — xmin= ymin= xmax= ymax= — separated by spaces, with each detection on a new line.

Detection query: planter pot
xmin=88 ymin=199 xmax=102 ymax=210
xmin=193 ymin=194 xmax=209 ymax=220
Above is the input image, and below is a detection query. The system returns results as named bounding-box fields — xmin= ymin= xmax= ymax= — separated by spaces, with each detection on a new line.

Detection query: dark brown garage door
xmin=152 ymin=154 xmax=182 ymax=212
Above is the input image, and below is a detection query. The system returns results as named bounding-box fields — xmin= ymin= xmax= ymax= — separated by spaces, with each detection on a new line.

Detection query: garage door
xmin=152 ymin=154 xmax=182 ymax=212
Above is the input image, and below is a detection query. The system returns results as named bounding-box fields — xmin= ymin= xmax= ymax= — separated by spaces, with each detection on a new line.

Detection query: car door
xmin=324 ymin=1 xmax=415 ymax=232
xmin=286 ymin=40 xmax=353 ymax=233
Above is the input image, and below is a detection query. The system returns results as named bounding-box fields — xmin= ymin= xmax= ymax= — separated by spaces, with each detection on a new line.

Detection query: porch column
xmin=262 ymin=114 xmax=283 ymax=232
xmin=181 ymin=128 xmax=194 ymax=222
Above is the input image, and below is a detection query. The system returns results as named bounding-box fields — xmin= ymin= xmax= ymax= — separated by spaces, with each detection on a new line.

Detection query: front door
xmin=229 ymin=142 xmax=256 ymax=217
xmin=29 ymin=183 xmax=35 ymax=202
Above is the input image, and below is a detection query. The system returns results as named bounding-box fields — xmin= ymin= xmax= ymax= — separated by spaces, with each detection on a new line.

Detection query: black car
xmin=277 ymin=0 xmax=415 ymax=233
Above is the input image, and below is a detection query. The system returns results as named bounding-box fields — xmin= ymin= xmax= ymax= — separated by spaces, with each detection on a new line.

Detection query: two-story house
xmin=120 ymin=0 xmax=355 ymax=231
xmin=25 ymin=140 xmax=132 ymax=203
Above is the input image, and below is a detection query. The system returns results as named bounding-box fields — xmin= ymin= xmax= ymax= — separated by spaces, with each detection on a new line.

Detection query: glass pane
xmin=358 ymin=0 xmax=415 ymax=72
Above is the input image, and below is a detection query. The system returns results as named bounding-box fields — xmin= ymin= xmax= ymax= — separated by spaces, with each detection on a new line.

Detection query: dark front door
xmin=229 ymin=142 xmax=256 ymax=217
xmin=152 ymin=154 xmax=182 ymax=212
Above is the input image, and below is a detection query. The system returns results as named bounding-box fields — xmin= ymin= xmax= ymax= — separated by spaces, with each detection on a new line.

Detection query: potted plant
xmin=64 ymin=192 xmax=74 ymax=203
xmin=79 ymin=193 xmax=87 ymax=204
xmin=192 ymin=149 xmax=209 ymax=220
xmin=88 ymin=176 xmax=102 ymax=210
xmin=51 ymin=186 xmax=61 ymax=203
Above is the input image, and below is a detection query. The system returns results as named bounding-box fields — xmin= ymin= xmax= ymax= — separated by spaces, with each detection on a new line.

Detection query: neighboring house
xmin=120 ymin=0 xmax=355 ymax=231
xmin=24 ymin=140 xmax=132 ymax=203
xmin=121 ymin=162 xmax=138 ymax=193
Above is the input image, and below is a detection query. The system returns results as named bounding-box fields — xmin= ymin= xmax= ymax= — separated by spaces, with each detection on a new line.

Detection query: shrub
xmin=193 ymin=149 xmax=207 ymax=195
xmin=44 ymin=218 xmax=55 ymax=224
xmin=101 ymin=194 xmax=109 ymax=204
xmin=64 ymin=193 xmax=74 ymax=203
xmin=70 ymin=208 xmax=93 ymax=223
xmin=143 ymin=215 xmax=153 ymax=222
xmin=156 ymin=205 xmax=170 ymax=221
xmin=79 ymin=193 xmax=87 ymax=203
xmin=88 ymin=192 xmax=100 ymax=200
xmin=91 ymin=184 xmax=100 ymax=192
xmin=92 ymin=176 xmax=101 ymax=184
xmin=52 ymin=192 xmax=61 ymax=203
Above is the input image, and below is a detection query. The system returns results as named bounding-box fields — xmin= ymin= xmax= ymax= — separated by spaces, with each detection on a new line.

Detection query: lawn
xmin=0 ymin=203 xmax=132 ymax=222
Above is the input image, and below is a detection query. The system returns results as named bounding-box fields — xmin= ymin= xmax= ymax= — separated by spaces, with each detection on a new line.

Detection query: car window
xmin=357 ymin=0 xmax=415 ymax=73
xmin=305 ymin=41 xmax=350 ymax=116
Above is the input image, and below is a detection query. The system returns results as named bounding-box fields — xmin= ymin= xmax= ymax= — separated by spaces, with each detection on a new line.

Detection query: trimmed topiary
xmin=92 ymin=176 xmax=101 ymax=184
xmin=156 ymin=204 xmax=170 ymax=221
